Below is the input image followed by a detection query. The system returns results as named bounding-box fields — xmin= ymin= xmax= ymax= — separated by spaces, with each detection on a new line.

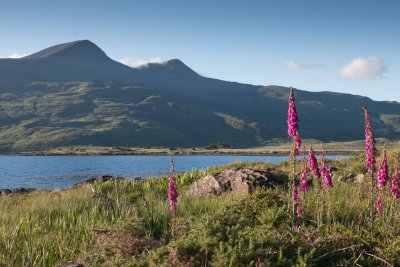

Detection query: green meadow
xmin=1 ymin=153 xmax=400 ymax=266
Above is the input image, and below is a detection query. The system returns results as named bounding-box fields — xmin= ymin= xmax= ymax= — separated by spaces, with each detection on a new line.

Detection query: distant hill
xmin=0 ymin=40 xmax=399 ymax=151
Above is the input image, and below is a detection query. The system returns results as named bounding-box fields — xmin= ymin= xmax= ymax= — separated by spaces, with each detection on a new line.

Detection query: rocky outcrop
xmin=0 ymin=188 xmax=46 ymax=196
xmin=73 ymin=175 xmax=127 ymax=186
xmin=0 ymin=175 xmax=129 ymax=197
xmin=186 ymin=167 xmax=286 ymax=197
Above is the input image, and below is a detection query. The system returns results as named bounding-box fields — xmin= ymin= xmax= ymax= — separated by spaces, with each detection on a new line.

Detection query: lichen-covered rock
xmin=186 ymin=167 xmax=286 ymax=197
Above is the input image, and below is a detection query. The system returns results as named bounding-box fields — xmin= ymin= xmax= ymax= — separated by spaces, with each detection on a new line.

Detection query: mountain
xmin=0 ymin=40 xmax=399 ymax=151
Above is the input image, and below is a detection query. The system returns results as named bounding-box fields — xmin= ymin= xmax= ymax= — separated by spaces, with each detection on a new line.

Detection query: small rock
xmin=335 ymin=173 xmax=356 ymax=183
xmin=355 ymin=173 xmax=365 ymax=183
xmin=346 ymin=173 xmax=355 ymax=180
xmin=344 ymin=173 xmax=355 ymax=182
xmin=133 ymin=177 xmax=145 ymax=182
xmin=336 ymin=176 xmax=344 ymax=183
xmin=330 ymin=167 xmax=339 ymax=172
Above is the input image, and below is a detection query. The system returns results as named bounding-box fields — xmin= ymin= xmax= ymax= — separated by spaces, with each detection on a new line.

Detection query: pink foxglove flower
xmin=293 ymin=186 xmax=299 ymax=203
xmin=288 ymin=88 xmax=301 ymax=153
xmin=376 ymin=196 xmax=382 ymax=213
xmin=308 ymin=146 xmax=320 ymax=179
xmin=320 ymin=156 xmax=333 ymax=188
xmin=288 ymin=88 xmax=299 ymax=139
xmin=168 ymin=175 xmax=178 ymax=214
xmin=364 ymin=108 xmax=377 ymax=174
xmin=391 ymin=168 xmax=400 ymax=199
xmin=377 ymin=144 xmax=389 ymax=189
xmin=296 ymin=205 xmax=302 ymax=218
xmin=299 ymin=160 xmax=309 ymax=192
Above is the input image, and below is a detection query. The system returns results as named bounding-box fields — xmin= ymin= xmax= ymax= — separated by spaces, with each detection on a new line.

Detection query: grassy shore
xmin=1 ymin=152 xmax=400 ymax=266
xmin=12 ymin=138 xmax=397 ymax=156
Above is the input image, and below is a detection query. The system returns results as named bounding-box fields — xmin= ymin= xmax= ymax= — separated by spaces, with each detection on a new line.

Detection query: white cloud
xmin=283 ymin=60 xmax=325 ymax=71
xmin=8 ymin=52 xmax=28 ymax=58
xmin=340 ymin=57 xmax=386 ymax=80
xmin=283 ymin=60 xmax=301 ymax=70
xmin=119 ymin=57 xmax=166 ymax=68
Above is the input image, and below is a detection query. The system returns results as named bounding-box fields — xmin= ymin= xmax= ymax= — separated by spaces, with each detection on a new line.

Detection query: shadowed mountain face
xmin=0 ymin=40 xmax=399 ymax=151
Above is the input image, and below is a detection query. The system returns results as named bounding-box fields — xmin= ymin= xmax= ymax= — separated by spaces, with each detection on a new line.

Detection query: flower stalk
xmin=168 ymin=155 xmax=179 ymax=216
xmin=287 ymin=88 xmax=301 ymax=218
xmin=362 ymin=106 xmax=377 ymax=230
xmin=391 ymin=153 xmax=400 ymax=199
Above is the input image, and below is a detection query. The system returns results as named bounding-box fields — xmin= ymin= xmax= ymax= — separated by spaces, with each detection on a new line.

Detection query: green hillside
xmin=0 ymin=82 xmax=256 ymax=151
xmin=0 ymin=40 xmax=399 ymax=151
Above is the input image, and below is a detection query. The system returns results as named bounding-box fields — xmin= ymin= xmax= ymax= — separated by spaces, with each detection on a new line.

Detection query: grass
xmin=1 ymin=155 xmax=400 ymax=266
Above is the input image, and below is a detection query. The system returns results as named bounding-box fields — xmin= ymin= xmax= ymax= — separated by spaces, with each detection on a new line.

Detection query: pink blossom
xmin=364 ymin=108 xmax=377 ymax=174
xmin=308 ymin=146 xmax=320 ymax=179
xmin=293 ymin=186 xmax=299 ymax=203
xmin=168 ymin=175 xmax=178 ymax=214
xmin=296 ymin=205 xmax=302 ymax=218
xmin=377 ymin=145 xmax=389 ymax=189
xmin=299 ymin=160 xmax=309 ymax=192
xmin=376 ymin=196 xmax=382 ymax=213
xmin=288 ymin=88 xmax=301 ymax=153
xmin=391 ymin=168 xmax=400 ymax=199
xmin=320 ymin=156 xmax=333 ymax=189
xmin=294 ymin=225 xmax=301 ymax=233
xmin=287 ymin=88 xmax=299 ymax=139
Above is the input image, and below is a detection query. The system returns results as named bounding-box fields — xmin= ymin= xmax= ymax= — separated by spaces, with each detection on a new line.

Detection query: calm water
xmin=0 ymin=155 xmax=347 ymax=189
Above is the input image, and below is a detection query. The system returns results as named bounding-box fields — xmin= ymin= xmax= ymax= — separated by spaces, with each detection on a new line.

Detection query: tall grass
xmin=0 ymin=157 xmax=399 ymax=266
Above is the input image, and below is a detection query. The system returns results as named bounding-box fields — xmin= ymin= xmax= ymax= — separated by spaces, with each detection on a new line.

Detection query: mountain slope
xmin=0 ymin=40 xmax=399 ymax=151
xmin=0 ymin=81 xmax=259 ymax=150
xmin=23 ymin=40 xmax=108 ymax=60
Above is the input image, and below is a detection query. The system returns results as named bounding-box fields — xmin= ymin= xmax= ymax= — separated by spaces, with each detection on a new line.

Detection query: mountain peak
xmin=142 ymin=58 xmax=198 ymax=76
xmin=165 ymin=58 xmax=185 ymax=66
xmin=24 ymin=40 xmax=109 ymax=60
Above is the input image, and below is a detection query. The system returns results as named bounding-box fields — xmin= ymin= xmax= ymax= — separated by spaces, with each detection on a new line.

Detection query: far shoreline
xmin=1 ymin=138 xmax=394 ymax=156
xmin=0 ymin=146 xmax=372 ymax=157
xmin=0 ymin=152 xmax=357 ymax=156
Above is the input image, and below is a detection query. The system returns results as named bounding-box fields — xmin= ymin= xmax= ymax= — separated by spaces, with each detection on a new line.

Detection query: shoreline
xmin=1 ymin=151 xmax=358 ymax=156
xmin=1 ymin=138 xmax=391 ymax=156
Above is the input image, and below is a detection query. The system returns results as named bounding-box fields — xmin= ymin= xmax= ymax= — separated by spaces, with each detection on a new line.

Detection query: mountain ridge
xmin=23 ymin=40 xmax=109 ymax=60
xmin=0 ymin=40 xmax=399 ymax=151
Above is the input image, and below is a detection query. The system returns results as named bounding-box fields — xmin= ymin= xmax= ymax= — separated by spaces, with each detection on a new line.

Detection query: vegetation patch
xmin=0 ymin=155 xmax=400 ymax=266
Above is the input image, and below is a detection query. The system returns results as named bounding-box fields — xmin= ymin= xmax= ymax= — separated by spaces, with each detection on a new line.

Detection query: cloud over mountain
xmin=119 ymin=57 xmax=165 ymax=68
xmin=8 ymin=52 xmax=28 ymax=58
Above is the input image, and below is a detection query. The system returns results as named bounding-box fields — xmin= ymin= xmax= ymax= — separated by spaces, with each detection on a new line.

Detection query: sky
xmin=0 ymin=0 xmax=399 ymax=101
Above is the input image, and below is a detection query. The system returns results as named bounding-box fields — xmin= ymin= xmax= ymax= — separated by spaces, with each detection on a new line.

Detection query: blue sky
xmin=0 ymin=0 xmax=399 ymax=101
